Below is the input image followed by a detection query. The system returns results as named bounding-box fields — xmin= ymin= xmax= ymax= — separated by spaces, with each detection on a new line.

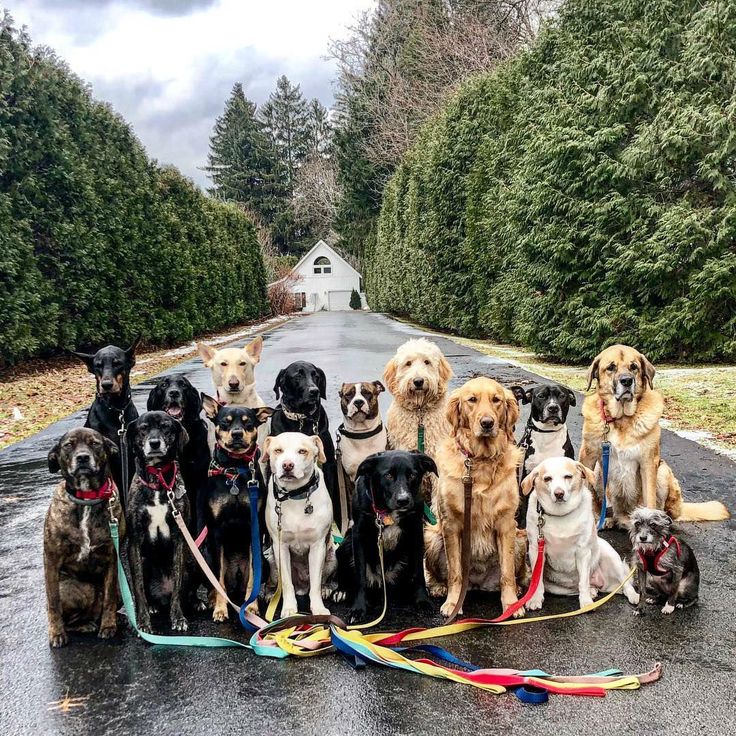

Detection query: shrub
xmin=366 ymin=0 xmax=736 ymax=362
xmin=349 ymin=288 xmax=361 ymax=310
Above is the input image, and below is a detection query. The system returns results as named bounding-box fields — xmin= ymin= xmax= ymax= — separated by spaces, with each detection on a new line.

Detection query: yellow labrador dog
xmin=579 ymin=344 xmax=729 ymax=526
xmin=197 ymin=335 xmax=264 ymax=408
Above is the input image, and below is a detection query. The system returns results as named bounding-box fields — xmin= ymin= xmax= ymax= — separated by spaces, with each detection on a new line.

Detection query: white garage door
xmin=327 ymin=290 xmax=352 ymax=311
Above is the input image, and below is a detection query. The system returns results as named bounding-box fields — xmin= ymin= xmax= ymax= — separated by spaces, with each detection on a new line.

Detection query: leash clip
xmin=166 ymin=489 xmax=181 ymax=519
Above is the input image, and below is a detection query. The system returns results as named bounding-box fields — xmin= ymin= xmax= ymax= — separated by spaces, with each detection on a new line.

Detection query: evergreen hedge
xmin=0 ymin=19 xmax=268 ymax=365
xmin=366 ymin=0 xmax=736 ymax=361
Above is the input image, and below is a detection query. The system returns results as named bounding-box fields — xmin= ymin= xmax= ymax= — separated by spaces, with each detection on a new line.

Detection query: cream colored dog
xmin=523 ymin=457 xmax=639 ymax=610
xmin=197 ymin=335 xmax=264 ymax=408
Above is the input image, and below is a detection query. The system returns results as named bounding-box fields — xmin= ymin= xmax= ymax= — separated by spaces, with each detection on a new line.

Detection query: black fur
xmin=336 ymin=450 xmax=437 ymax=624
xmin=270 ymin=361 xmax=341 ymax=528
xmin=147 ymin=375 xmax=210 ymax=531
xmin=73 ymin=339 xmax=140 ymax=503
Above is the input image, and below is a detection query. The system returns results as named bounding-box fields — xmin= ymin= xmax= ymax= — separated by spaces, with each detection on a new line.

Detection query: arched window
xmin=314 ymin=256 xmax=331 ymax=275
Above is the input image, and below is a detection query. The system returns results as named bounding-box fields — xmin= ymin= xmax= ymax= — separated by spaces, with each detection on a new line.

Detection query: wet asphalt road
xmin=1 ymin=311 xmax=734 ymax=736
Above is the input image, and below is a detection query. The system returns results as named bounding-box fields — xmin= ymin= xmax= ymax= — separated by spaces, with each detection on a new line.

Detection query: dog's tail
xmin=677 ymin=501 xmax=730 ymax=522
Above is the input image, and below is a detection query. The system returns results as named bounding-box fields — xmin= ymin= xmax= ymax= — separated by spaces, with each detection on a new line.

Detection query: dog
xmin=126 ymin=411 xmax=191 ymax=633
xmin=197 ymin=335 xmax=264 ymax=407
xmin=337 ymin=380 xmax=387 ymax=483
xmin=522 ymin=457 xmax=639 ymax=611
xmin=201 ymin=394 xmax=273 ymax=622
xmin=262 ymin=432 xmax=337 ymax=617
xmin=270 ymin=361 xmax=341 ymax=527
xmin=72 ymin=338 xmax=140 ymax=498
xmin=335 ymin=450 xmax=437 ymax=624
xmin=579 ymin=344 xmax=729 ymax=526
xmin=511 ymin=382 xmax=576 ymax=526
xmin=383 ymin=338 xmax=453 ymax=503
xmin=425 ymin=377 xmax=527 ymax=618
xmin=630 ymin=507 xmax=699 ymax=615
xmin=44 ymin=428 xmax=125 ymax=647
xmin=147 ymin=375 xmax=210 ymax=530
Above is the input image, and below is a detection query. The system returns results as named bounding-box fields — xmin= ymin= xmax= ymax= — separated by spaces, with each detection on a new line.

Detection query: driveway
xmin=1 ymin=311 xmax=733 ymax=735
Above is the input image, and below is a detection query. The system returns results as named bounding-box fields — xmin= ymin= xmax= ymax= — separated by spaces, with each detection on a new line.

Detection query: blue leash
xmin=598 ymin=440 xmax=610 ymax=530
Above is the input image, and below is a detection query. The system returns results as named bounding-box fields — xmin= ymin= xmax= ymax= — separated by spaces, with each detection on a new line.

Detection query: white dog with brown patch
xmin=263 ymin=432 xmax=336 ymax=617
xmin=196 ymin=335 xmax=264 ymax=407
xmin=522 ymin=457 xmax=639 ymax=610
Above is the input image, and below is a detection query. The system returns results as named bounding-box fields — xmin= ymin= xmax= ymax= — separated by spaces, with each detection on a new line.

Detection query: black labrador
xmin=147 ymin=375 xmax=210 ymax=532
xmin=73 ymin=339 xmax=140 ymax=502
xmin=336 ymin=450 xmax=437 ymax=624
xmin=270 ymin=361 xmax=341 ymax=527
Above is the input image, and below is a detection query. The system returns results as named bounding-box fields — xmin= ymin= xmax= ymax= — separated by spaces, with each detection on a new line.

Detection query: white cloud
xmin=9 ymin=0 xmax=373 ymax=186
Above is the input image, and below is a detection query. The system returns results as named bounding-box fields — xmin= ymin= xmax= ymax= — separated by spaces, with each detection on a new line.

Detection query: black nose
xmin=100 ymin=380 xmax=114 ymax=391
xmin=353 ymin=398 xmax=365 ymax=408
xmin=413 ymin=378 xmax=425 ymax=389
xmin=76 ymin=453 xmax=90 ymax=465
xmin=396 ymin=494 xmax=411 ymax=508
xmin=148 ymin=438 xmax=161 ymax=450
xmin=547 ymin=404 xmax=560 ymax=415
xmin=480 ymin=417 xmax=494 ymax=430
xmin=308 ymin=386 xmax=320 ymax=399
xmin=619 ymin=375 xmax=634 ymax=388
xmin=554 ymin=490 xmax=565 ymax=500
xmin=639 ymin=535 xmax=648 ymax=542
xmin=231 ymin=429 xmax=244 ymax=439
xmin=228 ymin=378 xmax=240 ymax=388
xmin=168 ymin=389 xmax=180 ymax=399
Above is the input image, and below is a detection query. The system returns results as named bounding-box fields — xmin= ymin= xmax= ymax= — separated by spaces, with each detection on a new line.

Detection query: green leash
xmin=109 ymin=519 xmax=250 ymax=648
xmin=417 ymin=420 xmax=438 ymax=525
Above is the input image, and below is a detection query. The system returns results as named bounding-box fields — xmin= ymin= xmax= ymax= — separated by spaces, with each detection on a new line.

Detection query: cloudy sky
xmin=10 ymin=0 xmax=373 ymax=188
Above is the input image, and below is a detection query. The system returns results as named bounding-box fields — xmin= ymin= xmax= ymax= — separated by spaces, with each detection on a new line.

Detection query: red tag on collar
xmin=74 ymin=476 xmax=116 ymax=501
xmin=598 ymin=398 xmax=615 ymax=424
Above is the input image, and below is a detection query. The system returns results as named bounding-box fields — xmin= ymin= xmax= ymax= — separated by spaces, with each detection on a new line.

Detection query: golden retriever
xmin=425 ymin=377 xmax=527 ymax=618
xmin=579 ymin=344 xmax=729 ymax=526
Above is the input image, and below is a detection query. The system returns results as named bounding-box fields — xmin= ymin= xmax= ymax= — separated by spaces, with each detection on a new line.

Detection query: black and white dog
xmin=270 ymin=361 xmax=341 ymax=528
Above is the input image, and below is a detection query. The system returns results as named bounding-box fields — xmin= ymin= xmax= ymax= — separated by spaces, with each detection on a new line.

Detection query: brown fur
xmin=424 ymin=377 xmax=527 ymax=618
xmin=580 ymin=344 xmax=729 ymax=525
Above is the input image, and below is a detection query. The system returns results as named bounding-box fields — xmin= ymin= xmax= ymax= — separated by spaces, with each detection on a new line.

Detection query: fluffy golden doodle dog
xmin=425 ymin=377 xmax=527 ymax=618
xmin=383 ymin=339 xmax=453 ymax=496
xmin=579 ymin=344 xmax=729 ymax=526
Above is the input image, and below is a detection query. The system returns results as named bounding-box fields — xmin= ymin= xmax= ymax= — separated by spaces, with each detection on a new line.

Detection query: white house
xmin=286 ymin=240 xmax=367 ymax=312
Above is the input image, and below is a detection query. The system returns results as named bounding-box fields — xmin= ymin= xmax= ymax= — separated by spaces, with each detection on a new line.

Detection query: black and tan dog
xmin=44 ymin=428 xmax=125 ymax=647
xmin=147 ymin=375 xmax=210 ymax=530
xmin=270 ymin=361 xmax=341 ymax=526
xmin=73 ymin=339 xmax=140 ymax=500
xmin=335 ymin=450 xmax=437 ymax=624
xmin=126 ymin=410 xmax=190 ymax=633
xmin=201 ymin=394 xmax=273 ymax=622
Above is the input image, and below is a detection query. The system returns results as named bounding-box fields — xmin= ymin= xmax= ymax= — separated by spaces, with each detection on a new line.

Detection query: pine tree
xmin=306 ymin=99 xmax=331 ymax=156
xmin=349 ymin=288 xmax=361 ymax=310
xmin=206 ymin=83 xmax=282 ymax=219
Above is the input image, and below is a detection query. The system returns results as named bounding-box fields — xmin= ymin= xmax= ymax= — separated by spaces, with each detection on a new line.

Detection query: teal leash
xmin=417 ymin=417 xmax=437 ymax=525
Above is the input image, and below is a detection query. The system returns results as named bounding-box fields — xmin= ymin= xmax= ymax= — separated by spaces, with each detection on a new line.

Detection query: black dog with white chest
xmin=511 ymin=382 xmax=576 ymax=526
xmin=270 ymin=361 xmax=341 ymax=526
xmin=336 ymin=450 xmax=437 ymax=624
xmin=73 ymin=339 xmax=140 ymax=501
xmin=147 ymin=375 xmax=210 ymax=531
xmin=126 ymin=410 xmax=190 ymax=633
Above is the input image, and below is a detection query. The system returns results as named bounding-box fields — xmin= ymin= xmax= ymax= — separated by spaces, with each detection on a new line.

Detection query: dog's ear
xmin=71 ymin=350 xmax=96 ymax=373
xmin=510 ymin=385 xmax=528 ymax=405
xmin=196 ymin=342 xmax=216 ymax=368
xmin=255 ymin=406 xmax=274 ymax=425
xmin=315 ymin=367 xmax=327 ymax=400
xmin=639 ymin=352 xmax=656 ymax=389
xmin=415 ymin=452 xmax=438 ymax=478
xmin=147 ymin=380 xmax=164 ymax=411
xmin=245 ymin=335 xmax=263 ymax=364
xmin=184 ymin=381 xmax=202 ymax=418
xmin=382 ymin=358 xmax=398 ymax=395
xmin=373 ymin=380 xmax=385 ymax=394
xmin=338 ymin=382 xmax=349 ymax=398
xmin=445 ymin=391 xmax=464 ymax=432
xmin=504 ymin=389 xmax=520 ymax=434
xmin=201 ymin=393 xmax=220 ymax=421
xmin=520 ymin=466 xmax=540 ymax=496
xmin=311 ymin=435 xmax=327 ymax=464
xmin=576 ymin=462 xmax=596 ymax=488
xmin=438 ymin=354 xmax=453 ymax=386
xmin=567 ymin=388 xmax=577 ymax=407
xmin=356 ymin=453 xmax=381 ymax=480
xmin=586 ymin=355 xmax=601 ymax=391
xmin=125 ymin=335 xmax=141 ymax=365
xmin=176 ymin=421 xmax=190 ymax=455
xmin=261 ymin=436 xmax=273 ymax=463
xmin=103 ymin=436 xmax=119 ymax=460
xmin=47 ymin=439 xmax=62 ymax=473
xmin=272 ymin=368 xmax=285 ymax=400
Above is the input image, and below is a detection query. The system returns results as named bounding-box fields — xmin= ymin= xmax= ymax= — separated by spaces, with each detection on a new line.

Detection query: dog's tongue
xmin=166 ymin=406 xmax=183 ymax=419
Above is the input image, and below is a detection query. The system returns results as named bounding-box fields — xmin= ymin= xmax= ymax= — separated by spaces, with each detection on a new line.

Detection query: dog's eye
xmin=220 ymin=361 xmax=228 ymax=367
xmin=423 ymin=359 xmax=431 ymax=365
xmin=543 ymin=476 xmax=552 ymax=483
xmin=607 ymin=363 xmax=616 ymax=372
xmin=563 ymin=474 xmax=573 ymax=481
xmin=467 ymin=396 xmax=477 ymax=403
xmin=273 ymin=448 xmax=283 ymax=455
xmin=224 ymin=416 xmax=233 ymax=423
xmin=492 ymin=396 xmax=501 ymax=404
xmin=384 ymin=472 xmax=394 ymax=481
xmin=239 ymin=361 xmax=247 ymax=367
xmin=63 ymin=440 xmax=74 ymax=448
xmin=298 ymin=448 xmax=308 ymax=455
xmin=630 ymin=364 xmax=638 ymax=371
xmin=405 ymin=360 xmax=412 ymax=367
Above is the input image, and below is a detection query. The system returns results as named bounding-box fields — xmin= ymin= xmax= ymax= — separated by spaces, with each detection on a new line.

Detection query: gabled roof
xmin=292 ymin=239 xmax=361 ymax=278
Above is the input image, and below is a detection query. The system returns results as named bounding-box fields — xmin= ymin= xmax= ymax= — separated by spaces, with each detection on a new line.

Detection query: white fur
xmin=526 ymin=457 xmax=639 ymax=610
xmin=76 ymin=506 xmax=92 ymax=562
xmin=524 ymin=421 xmax=569 ymax=473
xmin=147 ymin=493 xmax=171 ymax=542
xmin=340 ymin=384 xmax=387 ymax=481
xmin=265 ymin=433 xmax=335 ymax=617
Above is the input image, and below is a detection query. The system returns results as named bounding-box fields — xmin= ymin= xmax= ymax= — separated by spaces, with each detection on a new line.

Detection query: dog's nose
xmin=228 ymin=378 xmax=240 ymax=389
xmin=547 ymin=404 xmax=560 ymax=415
xmin=396 ymin=494 xmax=411 ymax=508
xmin=413 ymin=378 xmax=425 ymax=389
xmin=76 ymin=453 xmax=90 ymax=465
xmin=619 ymin=374 xmax=634 ymax=388
xmin=554 ymin=490 xmax=565 ymax=501
xmin=282 ymin=461 xmax=294 ymax=473
xmin=308 ymin=386 xmax=320 ymax=399
xmin=148 ymin=438 xmax=161 ymax=450
xmin=168 ymin=389 xmax=180 ymax=399
xmin=353 ymin=398 xmax=365 ymax=408
xmin=639 ymin=534 xmax=648 ymax=543
xmin=231 ymin=429 xmax=244 ymax=440
xmin=100 ymin=379 xmax=114 ymax=391
xmin=480 ymin=416 xmax=495 ymax=431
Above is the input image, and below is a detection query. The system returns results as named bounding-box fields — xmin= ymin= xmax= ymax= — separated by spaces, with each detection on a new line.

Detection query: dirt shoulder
xmin=0 ymin=316 xmax=291 ymax=450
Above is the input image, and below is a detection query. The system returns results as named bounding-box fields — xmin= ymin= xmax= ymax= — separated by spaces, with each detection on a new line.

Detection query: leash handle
xmin=445 ymin=459 xmax=473 ymax=624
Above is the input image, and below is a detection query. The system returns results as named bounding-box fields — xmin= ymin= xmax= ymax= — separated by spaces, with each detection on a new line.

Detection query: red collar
xmin=455 ymin=440 xmax=473 ymax=459
xmin=214 ymin=442 xmax=258 ymax=463
xmin=370 ymin=491 xmax=394 ymax=527
xmin=142 ymin=461 xmax=179 ymax=492
xmin=70 ymin=476 xmax=116 ymax=501
xmin=637 ymin=536 xmax=681 ymax=575
xmin=598 ymin=398 xmax=616 ymax=424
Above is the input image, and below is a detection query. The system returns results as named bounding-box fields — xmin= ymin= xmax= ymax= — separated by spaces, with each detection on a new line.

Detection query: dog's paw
xmin=49 ymin=630 xmax=68 ymax=648
xmin=661 ymin=603 xmax=675 ymax=615
xmin=510 ymin=605 xmax=526 ymax=619
xmin=98 ymin=624 xmax=117 ymax=640
xmin=311 ymin=604 xmax=331 ymax=617
xmin=245 ymin=600 xmax=259 ymax=615
xmin=646 ymin=597 xmax=657 ymax=605
xmin=72 ymin=621 xmax=97 ymax=633
xmin=579 ymin=596 xmax=595 ymax=609
xmin=332 ymin=589 xmax=347 ymax=604
xmin=193 ymin=599 xmax=208 ymax=613
xmin=440 ymin=599 xmax=460 ymax=618
xmin=347 ymin=606 xmax=367 ymax=625
xmin=321 ymin=585 xmax=337 ymax=600
xmin=281 ymin=606 xmax=298 ymax=618
xmin=527 ymin=595 xmax=544 ymax=611
xmin=632 ymin=608 xmax=643 ymax=617
xmin=171 ymin=616 xmax=189 ymax=631
xmin=603 ymin=518 xmax=616 ymax=530
xmin=675 ymin=603 xmax=684 ymax=609
xmin=428 ymin=582 xmax=447 ymax=599
xmin=414 ymin=593 xmax=433 ymax=613
xmin=137 ymin=621 xmax=153 ymax=635
xmin=148 ymin=606 xmax=159 ymax=616
xmin=212 ymin=608 xmax=228 ymax=623
xmin=626 ymin=590 xmax=640 ymax=606
xmin=589 ymin=587 xmax=599 ymax=600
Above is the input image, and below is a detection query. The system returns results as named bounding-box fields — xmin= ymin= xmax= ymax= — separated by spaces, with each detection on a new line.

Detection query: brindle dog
xmin=44 ymin=428 xmax=125 ymax=647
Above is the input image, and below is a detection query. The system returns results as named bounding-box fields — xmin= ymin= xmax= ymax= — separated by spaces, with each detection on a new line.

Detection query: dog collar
xmin=66 ymin=476 xmax=117 ymax=505
xmin=637 ymin=535 xmax=681 ymax=575
xmin=213 ymin=442 xmax=258 ymax=463
xmin=209 ymin=446 xmax=258 ymax=495
xmin=529 ymin=418 xmax=565 ymax=433
xmin=598 ymin=398 xmax=616 ymax=424
xmin=141 ymin=461 xmax=185 ymax=498
xmin=337 ymin=422 xmax=384 ymax=441
xmin=272 ymin=472 xmax=319 ymax=506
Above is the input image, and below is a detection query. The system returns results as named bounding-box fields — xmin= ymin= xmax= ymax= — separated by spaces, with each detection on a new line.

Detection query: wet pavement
xmin=1 ymin=311 xmax=734 ymax=736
